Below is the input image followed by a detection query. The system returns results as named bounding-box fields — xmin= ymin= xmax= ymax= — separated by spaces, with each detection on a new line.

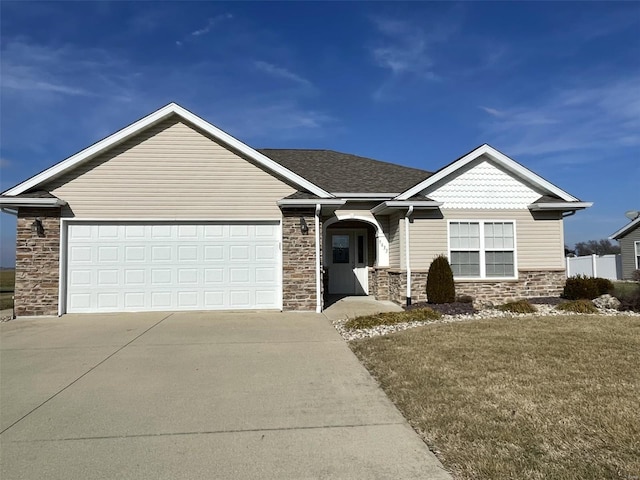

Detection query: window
xmin=449 ymin=221 xmax=516 ymax=278
xmin=332 ymin=235 xmax=350 ymax=264
xmin=635 ymin=241 xmax=640 ymax=270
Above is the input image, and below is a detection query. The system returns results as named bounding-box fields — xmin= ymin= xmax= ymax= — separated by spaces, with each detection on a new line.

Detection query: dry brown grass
xmin=0 ymin=269 xmax=15 ymax=292
xmin=344 ymin=308 xmax=441 ymax=330
xmin=0 ymin=269 xmax=14 ymax=310
xmin=350 ymin=315 xmax=640 ymax=480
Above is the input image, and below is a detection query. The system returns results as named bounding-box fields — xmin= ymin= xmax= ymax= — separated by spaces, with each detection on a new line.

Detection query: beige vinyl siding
xmin=619 ymin=226 xmax=640 ymax=279
xmin=408 ymin=209 xmax=565 ymax=271
xmin=42 ymin=116 xmax=296 ymax=219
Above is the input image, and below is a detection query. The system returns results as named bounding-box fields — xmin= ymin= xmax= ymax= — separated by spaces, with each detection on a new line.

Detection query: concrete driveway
xmin=0 ymin=311 xmax=450 ymax=479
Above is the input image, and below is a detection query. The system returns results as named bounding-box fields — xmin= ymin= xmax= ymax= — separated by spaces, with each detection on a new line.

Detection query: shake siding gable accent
xmin=424 ymin=157 xmax=544 ymax=209
xmin=409 ymin=209 xmax=564 ymax=271
xmin=41 ymin=117 xmax=296 ymax=219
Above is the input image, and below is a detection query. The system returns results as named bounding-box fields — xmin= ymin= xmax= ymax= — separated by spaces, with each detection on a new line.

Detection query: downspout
xmin=404 ymin=206 xmax=414 ymax=306
xmin=315 ymin=204 xmax=322 ymax=313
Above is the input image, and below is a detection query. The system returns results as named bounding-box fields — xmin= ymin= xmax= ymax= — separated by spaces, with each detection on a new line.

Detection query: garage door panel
xmin=255 ymin=244 xmax=277 ymax=260
xmin=204 ymin=245 xmax=224 ymax=261
xmin=66 ymin=222 xmax=281 ymax=313
xmin=178 ymin=245 xmax=198 ymax=262
xmin=124 ymin=292 xmax=145 ymax=308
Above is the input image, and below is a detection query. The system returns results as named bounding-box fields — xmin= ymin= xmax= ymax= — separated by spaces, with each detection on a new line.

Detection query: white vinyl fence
xmin=565 ymin=254 xmax=622 ymax=280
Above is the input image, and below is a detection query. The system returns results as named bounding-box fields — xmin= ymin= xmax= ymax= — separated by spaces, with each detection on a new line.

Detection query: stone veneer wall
xmin=15 ymin=207 xmax=62 ymax=316
xmin=377 ymin=269 xmax=566 ymax=305
xmin=368 ymin=267 xmax=390 ymax=300
xmin=281 ymin=209 xmax=320 ymax=311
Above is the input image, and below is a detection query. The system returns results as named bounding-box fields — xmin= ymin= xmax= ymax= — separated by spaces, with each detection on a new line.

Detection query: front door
xmin=327 ymin=229 xmax=368 ymax=295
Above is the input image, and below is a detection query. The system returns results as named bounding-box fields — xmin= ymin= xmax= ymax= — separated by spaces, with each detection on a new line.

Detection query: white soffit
xmin=3 ymin=103 xmax=332 ymax=199
xmin=397 ymin=144 xmax=579 ymax=202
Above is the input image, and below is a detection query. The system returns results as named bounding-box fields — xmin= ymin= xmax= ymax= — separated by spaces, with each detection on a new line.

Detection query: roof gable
xmin=610 ymin=216 xmax=640 ymax=240
xmin=258 ymin=149 xmax=432 ymax=195
xmin=425 ymin=157 xmax=544 ymax=209
xmin=396 ymin=144 xmax=579 ymax=202
xmin=2 ymin=103 xmax=331 ymax=198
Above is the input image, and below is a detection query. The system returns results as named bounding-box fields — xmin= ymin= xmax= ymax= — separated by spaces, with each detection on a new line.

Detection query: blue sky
xmin=1 ymin=1 xmax=639 ymax=266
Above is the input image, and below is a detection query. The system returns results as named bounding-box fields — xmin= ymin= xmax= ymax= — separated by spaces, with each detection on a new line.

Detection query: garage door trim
xmin=60 ymin=219 xmax=283 ymax=314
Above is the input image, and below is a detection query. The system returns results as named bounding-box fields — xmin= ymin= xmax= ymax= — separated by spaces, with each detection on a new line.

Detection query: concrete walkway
xmin=1 ymin=311 xmax=450 ymax=479
xmin=323 ymin=295 xmax=403 ymax=322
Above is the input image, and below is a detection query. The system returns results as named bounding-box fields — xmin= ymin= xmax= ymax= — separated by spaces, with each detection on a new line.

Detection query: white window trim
xmin=447 ymin=219 xmax=519 ymax=280
xmin=635 ymin=241 xmax=640 ymax=270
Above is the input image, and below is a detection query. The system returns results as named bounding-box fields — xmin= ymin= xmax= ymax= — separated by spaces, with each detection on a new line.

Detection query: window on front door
xmin=332 ymin=235 xmax=350 ymax=264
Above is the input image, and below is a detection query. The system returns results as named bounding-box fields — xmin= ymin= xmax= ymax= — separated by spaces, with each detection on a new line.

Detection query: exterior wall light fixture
xmin=31 ymin=218 xmax=45 ymax=237
xmin=300 ymin=217 xmax=309 ymax=235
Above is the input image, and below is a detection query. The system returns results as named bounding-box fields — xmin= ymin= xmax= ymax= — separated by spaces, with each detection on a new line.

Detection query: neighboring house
xmin=610 ymin=215 xmax=640 ymax=280
xmin=0 ymin=103 xmax=592 ymax=317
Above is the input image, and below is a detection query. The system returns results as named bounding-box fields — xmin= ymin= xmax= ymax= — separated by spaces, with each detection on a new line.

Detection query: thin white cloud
xmin=253 ymin=61 xmax=312 ymax=88
xmin=219 ymin=101 xmax=335 ymax=140
xmin=370 ymin=17 xmax=437 ymax=79
xmin=479 ymin=77 xmax=640 ymax=157
xmin=176 ymin=13 xmax=233 ymax=46
xmin=479 ymin=106 xmax=505 ymax=118
xmin=368 ymin=13 xmax=463 ymax=101
xmin=0 ymin=40 xmax=131 ymax=100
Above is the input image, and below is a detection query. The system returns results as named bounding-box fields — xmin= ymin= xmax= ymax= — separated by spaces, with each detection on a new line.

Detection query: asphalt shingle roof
xmin=258 ymin=149 xmax=432 ymax=194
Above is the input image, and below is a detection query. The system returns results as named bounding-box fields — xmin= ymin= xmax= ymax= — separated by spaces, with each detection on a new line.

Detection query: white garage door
xmin=65 ymin=222 xmax=281 ymax=313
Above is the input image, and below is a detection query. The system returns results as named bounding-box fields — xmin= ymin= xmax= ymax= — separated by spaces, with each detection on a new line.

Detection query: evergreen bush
xmin=562 ymin=275 xmax=599 ymax=300
xmin=426 ymin=255 xmax=455 ymax=304
xmin=594 ymin=277 xmax=614 ymax=296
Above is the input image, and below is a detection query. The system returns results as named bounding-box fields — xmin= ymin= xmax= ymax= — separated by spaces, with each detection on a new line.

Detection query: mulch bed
xmin=405 ymin=301 xmax=476 ymax=316
xmin=405 ymin=297 xmax=568 ymax=315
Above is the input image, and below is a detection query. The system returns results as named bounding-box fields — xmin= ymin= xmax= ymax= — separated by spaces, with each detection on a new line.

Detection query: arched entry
xmin=323 ymin=215 xmax=388 ymax=296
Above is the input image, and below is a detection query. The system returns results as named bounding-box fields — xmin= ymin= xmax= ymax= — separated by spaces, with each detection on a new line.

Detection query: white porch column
xmin=375 ymin=231 xmax=390 ymax=267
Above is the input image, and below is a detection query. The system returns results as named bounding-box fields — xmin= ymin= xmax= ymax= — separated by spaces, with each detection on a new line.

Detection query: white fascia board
xmin=277 ymin=199 xmax=346 ymax=207
xmin=3 ymin=103 xmax=332 ymax=199
xmin=371 ymin=200 xmax=443 ymax=215
xmin=332 ymin=192 xmax=399 ymax=198
xmin=528 ymin=202 xmax=593 ymax=211
xmin=396 ymin=144 xmax=579 ymax=202
xmin=0 ymin=197 xmax=67 ymax=207
xmin=609 ymin=216 xmax=640 ymax=240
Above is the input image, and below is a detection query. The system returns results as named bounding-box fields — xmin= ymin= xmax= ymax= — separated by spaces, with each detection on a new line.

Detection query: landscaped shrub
xmin=497 ymin=300 xmax=537 ymax=314
xmin=562 ymin=275 xmax=600 ymax=300
xmin=555 ymin=299 xmax=599 ymax=314
xmin=456 ymin=295 xmax=474 ymax=304
xmin=633 ymin=269 xmax=640 ymax=282
xmin=344 ymin=308 xmax=441 ymax=330
xmin=618 ymin=284 xmax=640 ymax=313
xmin=426 ymin=255 xmax=455 ymax=304
xmin=594 ymin=277 xmax=614 ymax=296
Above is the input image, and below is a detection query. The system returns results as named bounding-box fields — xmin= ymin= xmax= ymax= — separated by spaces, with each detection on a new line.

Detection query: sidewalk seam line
xmin=0 ymin=313 xmax=174 ymax=436
xmin=6 ymin=421 xmax=407 ymax=442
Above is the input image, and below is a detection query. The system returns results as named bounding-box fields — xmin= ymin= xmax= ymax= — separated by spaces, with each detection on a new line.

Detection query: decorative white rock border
xmin=334 ymin=304 xmax=640 ymax=342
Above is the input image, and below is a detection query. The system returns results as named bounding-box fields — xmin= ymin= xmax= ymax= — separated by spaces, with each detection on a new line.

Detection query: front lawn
xmin=350 ymin=315 xmax=640 ymax=480
xmin=0 ymin=269 xmax=15 ymax=310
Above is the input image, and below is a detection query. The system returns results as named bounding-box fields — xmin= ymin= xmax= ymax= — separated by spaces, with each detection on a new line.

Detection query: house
xmin=610 ymin=213 xmax=640 ymax=280
xmin=0 ymin=103 xmax=592 ymax=317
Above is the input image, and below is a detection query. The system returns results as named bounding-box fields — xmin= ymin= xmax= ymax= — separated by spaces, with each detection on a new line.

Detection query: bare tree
xmin=573 ymin=239 xmax=620 ymax=256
